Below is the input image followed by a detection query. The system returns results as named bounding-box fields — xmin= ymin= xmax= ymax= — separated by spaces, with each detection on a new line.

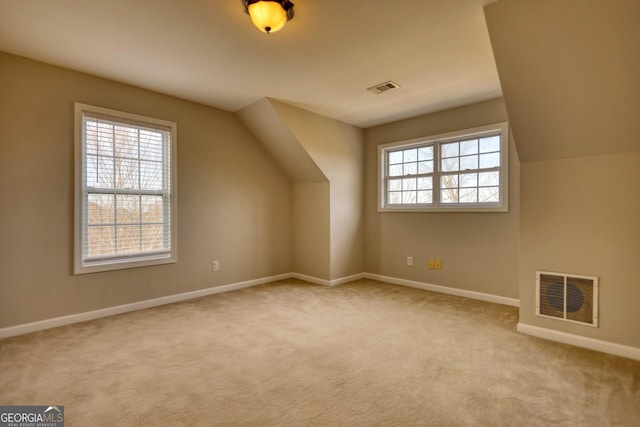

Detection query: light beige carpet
xmin=1 ymin=279 xmax=638 ymax=426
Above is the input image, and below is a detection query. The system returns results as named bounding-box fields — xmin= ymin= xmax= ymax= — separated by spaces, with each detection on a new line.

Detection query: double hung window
xmin=379 ymin=123 xmax=509 ymax=212
xmin=74 ymin=103 xmax=177 ymax=274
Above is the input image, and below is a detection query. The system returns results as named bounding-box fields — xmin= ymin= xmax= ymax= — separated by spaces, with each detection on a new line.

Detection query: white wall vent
xmin=367 ymin=81 xmax=400 ymax=94
xmin=536 ymin=271 xmax=598 ymax=327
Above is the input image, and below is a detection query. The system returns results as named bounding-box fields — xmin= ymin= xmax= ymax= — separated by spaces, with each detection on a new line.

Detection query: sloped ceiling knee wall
xmin=238 ymin=99 xmax=364 ymax=281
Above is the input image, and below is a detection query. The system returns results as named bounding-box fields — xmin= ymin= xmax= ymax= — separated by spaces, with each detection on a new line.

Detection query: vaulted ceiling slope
xmin=485 ymin=0 xmax=640 ymax=162
xmin=0 ymin=0 xmax=501 ymax=128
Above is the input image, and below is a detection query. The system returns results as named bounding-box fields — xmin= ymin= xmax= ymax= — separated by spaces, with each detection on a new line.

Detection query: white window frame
xmin=74 ymin=103 xmax=177 ymax=274
xmin=378 ymin=122 xmax=509 ymax=213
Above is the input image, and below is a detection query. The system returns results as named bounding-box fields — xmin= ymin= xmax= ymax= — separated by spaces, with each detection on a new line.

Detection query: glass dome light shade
xmin=248 ymin=1 xmax=288 ymax=33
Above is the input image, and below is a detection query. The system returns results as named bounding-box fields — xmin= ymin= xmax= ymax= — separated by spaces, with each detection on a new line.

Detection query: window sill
xmin=74 ymin=254 xmax=176 ymax=275
xmin=378 ymin=203 xmax=508 ymax=213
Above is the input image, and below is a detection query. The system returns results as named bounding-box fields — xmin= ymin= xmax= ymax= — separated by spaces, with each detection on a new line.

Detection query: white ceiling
xmin=0 ymin=0 xmax=502 ymax=128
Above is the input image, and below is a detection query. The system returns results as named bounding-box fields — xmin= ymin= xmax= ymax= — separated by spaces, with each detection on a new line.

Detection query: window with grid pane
xmin=74 ymin=103 xmax=177 ymax=274
xmin=379 ymin=123 xmax=508 ymax=212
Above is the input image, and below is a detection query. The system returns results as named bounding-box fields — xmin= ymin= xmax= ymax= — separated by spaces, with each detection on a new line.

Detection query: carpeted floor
xmin=1 ymin=279 xmax=638 ymax=426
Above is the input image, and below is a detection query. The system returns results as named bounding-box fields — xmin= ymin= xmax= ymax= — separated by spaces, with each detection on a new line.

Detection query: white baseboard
xmin=0 ymin=273 xmax=291 ymax=340
xmin=517 ymin=323 xmax=640 ymax=361
xmin=364 ymin=273 xmax=520 ymax=307
xmin=289 ymin=272 xmax=366 ymax=287
xmin=330 ymin=273 xmax=366 ymax=286
xmin=0 ymin=271 xmax=517 ymax=340
xmin=290 ymin=273 xmax=332 ymax=286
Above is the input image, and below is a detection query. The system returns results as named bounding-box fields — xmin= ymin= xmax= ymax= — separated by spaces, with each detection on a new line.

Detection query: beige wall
xmin=519 ymin=152 xmax=640 ymax=348
xmin=485 ymin=0 xmax=640 ymax=162
xmin=237 ymin=99 xmax=330 ymax=279
xmin=270 ymin=100 xmax=364 ymax=280
xmin=0 ymin=52 xmax=293 ymax=328
xmin=238 ymin=99 xmax=364 ymax=280
xmin=237 ymin=99 xmax=326 ymax=183
xmin=485 ymin=0 xmax=640 ymax=349
xmin=364 ymin=98 xmax=520 ymax=298
xmin=292 ymin=183 xmax=331 ymax=279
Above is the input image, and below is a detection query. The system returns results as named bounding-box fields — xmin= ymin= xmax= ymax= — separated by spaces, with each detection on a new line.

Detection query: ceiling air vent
xmin=536 ymin=271 xmax=598 ymax=327
xmin=367 ymin=81 xmax=400 ymax=95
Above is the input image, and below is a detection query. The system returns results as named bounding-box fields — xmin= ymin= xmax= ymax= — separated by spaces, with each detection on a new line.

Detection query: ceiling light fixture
xmin=242 ymin=0 xmax=295 ymax=34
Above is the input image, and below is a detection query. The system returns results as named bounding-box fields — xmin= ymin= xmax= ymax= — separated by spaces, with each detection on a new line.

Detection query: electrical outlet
xmin=435 ymin=259 xmax=442 ymax=270
xmin=211 ymin=260 xmax=220 ymax=271
xmin=428 ymin=259 xmax=435 ymax=269
xmin=407 ymin=256 xmax=413 ymax=266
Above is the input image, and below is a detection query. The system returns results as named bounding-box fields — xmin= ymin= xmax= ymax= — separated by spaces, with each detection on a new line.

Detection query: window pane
xmin=141 ymin=224 xmax=165 ymax=251
xmin=86 ymin=155 xmax=98 ymax=187
xmin=87 ymin=225 xmax=115 ymax=257
xmin=98 ymin=157 xmax=115 ymax=188
xmin=441 ymin=189 xmax=458 ymax=203
xmin=479 ymin=171 xmax=500 ymax=187
xmin=460 ymin=139 xmax=478 ymax=156
xmin=403 ymin=162 xmax=417 ymax=175
xmin=118 ymin=225 xmax=141 ymax=254
xmin=418 ymin=147 xmax=433 ymax=161
xmin=388 ymin=192 xmax=402 ymax=204
xmin=403 ymin=149 xmax=418 ymax=162
xmin=440 ymin=174 xmax=459 ymax=189
xmin=115 ymin=126 xmax=139 ymax=158
xmin=142 ymin=196 xmax=164 ymax=224
xmin=441 ymin=157 xmax=459 ymax=172
xmin=86 ymin=124 xmax=98 ymax=155
xmin=459 ymin=173 xmax=478 ymax=188
xmin=441 ymin=142 xmax=459 ymax=158
xmin=116 ymin=195 xmax=140 ymax=224
xmin=417 ymin=191 xmax=433 ymax=204
xmin=403 ymin=191 xmax=416 ymax=204
xmin=479 ymin=187 xmax=500 ymax=203
xmin=417 ymin=177 xmax=432 ymax=190
xmin=389 ymin=164 xmax=403 ymax=177
xmin=480 ymin=136 xmax=501 ymax=153
xmin=418 ymin=161 xmax=433 ymax=174
xmin=140 ymin=160 xmax=163 ymax=190
xmin=96 ymin=127 xmax=114 ymax=156
xmin=116 ymin=159 xmax=139 ymax=190
xmin=388 ymin=179 xmax=402 ymax=191
xmin=460 ymin=155 xmax=478 ymax=171
xmin=479 ymin=153 xmax=500 ymax=169
xmin=139 ymin=131 xmax=163 ymax=161
xmin=88 ymin=194 xmax=114 ymax=225
xmin=459 ymin=188 xmax=478 ymax=203
xmin=389 ymin=151 xmax=403 ymax=164
xmin=402 ymin=178 xmax=416 ymax=191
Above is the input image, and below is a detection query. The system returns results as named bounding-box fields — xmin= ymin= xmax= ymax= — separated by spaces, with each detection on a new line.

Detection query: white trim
xmin=330 ymin=273 xmax=366 ymax=286
xmin=378 ymin=122 xmax=509 ymax=213
xmin=289 ymin=272 xmax=366 ymax=287
xmin=0 ymin=273 xmax=290 ymax=340
xmin=517 ymin=323 xmax=640 ymax=361
xmin=0 ymin=271 xmax=516 ymax=340
xmin=364 ymin=273 xmax=519 ymax=307
xmin=74 ymin=103 xmax=178 ymax=275
xmin=290 ymin=273 xmax=331 ymax=286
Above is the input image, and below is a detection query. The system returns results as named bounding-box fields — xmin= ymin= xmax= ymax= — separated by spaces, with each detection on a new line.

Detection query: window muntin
xmin=379 ymin=123 xmax=508 ymax=212
xmin=75 ymin=104 xmax=177 ymax=274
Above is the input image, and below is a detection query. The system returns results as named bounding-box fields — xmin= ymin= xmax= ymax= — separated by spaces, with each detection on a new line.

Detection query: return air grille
xmin=367 ymin=81 xmax=400 ymax=94
xmin=536 ymin=271 xmax=598 ymax=327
